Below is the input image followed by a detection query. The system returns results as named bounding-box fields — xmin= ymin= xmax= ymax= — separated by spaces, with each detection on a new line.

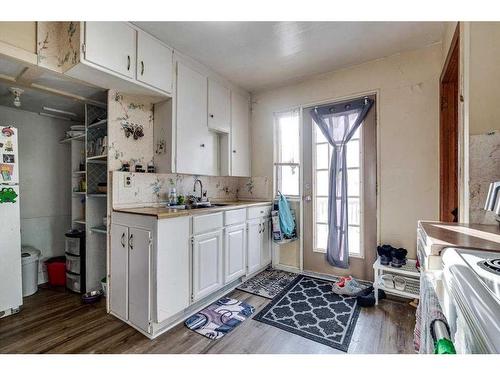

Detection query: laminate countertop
xmin=113 ymin=200 xmax=273 ymax=219
xmin=418 ymin=220 xmax=500 ymax=255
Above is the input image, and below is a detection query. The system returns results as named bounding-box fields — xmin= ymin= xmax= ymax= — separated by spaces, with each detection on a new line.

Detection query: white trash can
xmin=21 ymin=246 xmax=41 ymax=297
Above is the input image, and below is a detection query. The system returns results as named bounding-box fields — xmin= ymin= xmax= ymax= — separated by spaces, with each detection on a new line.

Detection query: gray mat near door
xmin=236 ymin=267 xmax=299 ymax=299
xmin=253 ymin=275 xmax=360 ymax=351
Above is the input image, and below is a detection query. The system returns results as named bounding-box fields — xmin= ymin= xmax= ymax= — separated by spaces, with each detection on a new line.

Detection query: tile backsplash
xmin=112 ymin=171 xmax=272 ymax=208
xmin=470 ymin=131 xmax=500 ymax=224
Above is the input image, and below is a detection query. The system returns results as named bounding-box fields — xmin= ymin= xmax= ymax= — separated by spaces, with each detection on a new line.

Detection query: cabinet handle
xmin=120 ymin=232 xmax=126 ymax=248
xmin=209 ymin=114 xmax=214 ymax=118
xmin=141 ymin=61 xmax=144 ymax=75
xmin=232 ymin=150 xmax=236 ymax=154
xmin=129 ymin=233 xmax=134 ymax=250
xmin=258 ymin=223 xmax=262 ymax=234
xmin=200 ymin=143 xmax=205 ymax=148
xmin=127 ymin=55 xmax=130 ymax=71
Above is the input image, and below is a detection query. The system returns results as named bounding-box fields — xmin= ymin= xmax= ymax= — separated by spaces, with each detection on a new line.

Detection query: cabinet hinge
xmin=81 ymin=43 xmax=86 ymax=54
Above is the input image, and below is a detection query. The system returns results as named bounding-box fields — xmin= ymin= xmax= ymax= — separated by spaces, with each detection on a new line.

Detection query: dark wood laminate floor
xmin=0 ymin=285 xmax=416 ymax=354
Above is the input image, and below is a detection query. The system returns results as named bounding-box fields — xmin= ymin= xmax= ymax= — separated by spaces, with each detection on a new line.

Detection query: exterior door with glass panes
xmin=301 ymin=97 xmax=377 ymax=279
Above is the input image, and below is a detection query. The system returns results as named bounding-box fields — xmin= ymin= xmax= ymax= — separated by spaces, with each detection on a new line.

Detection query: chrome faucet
xmin=193 ymin=178 xmax=203 ymax=202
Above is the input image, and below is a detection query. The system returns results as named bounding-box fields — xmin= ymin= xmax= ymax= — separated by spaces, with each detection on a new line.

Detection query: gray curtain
xmin=310 ymin=97 xmax=373 ymax=268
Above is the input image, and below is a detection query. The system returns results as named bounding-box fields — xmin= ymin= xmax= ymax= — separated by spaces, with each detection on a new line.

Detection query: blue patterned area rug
xmin=185 ymin=298 xmax=255 ymax=340
xmin=253 ymin=275 xmax=360 ymax=351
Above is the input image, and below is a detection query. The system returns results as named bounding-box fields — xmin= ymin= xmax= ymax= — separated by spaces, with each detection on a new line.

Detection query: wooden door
xmin=137 ymin=30 xmax=173 ymax=93
xmin=440 ymin=24 xmax=460 ymax=222
xmin=231 ymin=91 xmax=251 ymax=177
xmin=208 ymin=78 xmax=231 ymax=133
xmin=247 ymin=218 xmax=262 ymax=274
xmin=109 ymin=223 xmax=128 ymax=320
xmin=84 ymin=22 xmax=136 ymax=79
xmin=224 ymin=224 xmax=246 ymax=283
xmin=192 ymin=230 xmax=223 ymax=301
xmin=128 ymin=227 xmax=151 ymax=333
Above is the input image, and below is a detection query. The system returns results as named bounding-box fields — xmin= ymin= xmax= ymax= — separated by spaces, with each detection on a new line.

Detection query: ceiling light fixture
xmin=42 ymin=106 xmax=78 ymax=117
xmin=9 ymin=87 xmax=24 ymax=108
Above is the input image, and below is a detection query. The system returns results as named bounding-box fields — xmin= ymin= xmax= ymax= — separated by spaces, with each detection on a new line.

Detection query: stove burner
xmin=478 ymin=258 xmax=500 ymax=275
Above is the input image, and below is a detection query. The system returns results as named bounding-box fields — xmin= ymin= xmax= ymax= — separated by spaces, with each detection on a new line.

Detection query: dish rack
xmin=373 ymin=257 xmax=420 ymax=304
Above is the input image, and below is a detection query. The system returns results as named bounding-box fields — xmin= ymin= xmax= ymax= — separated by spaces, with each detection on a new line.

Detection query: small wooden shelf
xmin=90 ymin=226 xmax=107 ymax=234
xmin=87 ymin=154 xmax=107 ymax=161
xmin=87 ymin=119 xmax=107 ymax=130
xmin=59 ymin=133 xmax=85 ymax=143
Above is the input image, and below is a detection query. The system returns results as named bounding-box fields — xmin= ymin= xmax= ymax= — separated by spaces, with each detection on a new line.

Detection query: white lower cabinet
xmin=127 ymin=227 xmax=152 ymax=333
xmin=110 ymin=223 xmax=129 ymax=320
xmin=247 ymin=215 xmax=272 ymax=275
xmin=110 ymin=223 xmax=151 ymax=332
xmin=192 ymin=230 xmax=223 ymax=301
xmin=224 ymin=223 xmax=246 ymax=283
xmin=247 ymin=218 xmax=262 ymax=275
xmin=110 ymin=213 xmax=190 ymax=336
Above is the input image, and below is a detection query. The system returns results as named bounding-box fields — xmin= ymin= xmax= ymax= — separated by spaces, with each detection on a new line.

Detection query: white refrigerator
xmin=0 ymin=125 xmax=22 ymax=318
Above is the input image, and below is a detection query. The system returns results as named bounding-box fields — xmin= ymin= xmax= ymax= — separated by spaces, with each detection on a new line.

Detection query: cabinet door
xmin=84 ymin=22 xmax=136 ymax=79
xmin=110 ymin=224 xmax=129 ymax=320
xmin=208 ymin=78 xmax=231 ymax=133
xmin=224 ymin=224 xmax=246 ymax=284
xmin=231 ymin=91 xmax=251 ymax=177
xmin=247 ymin=219 xmax=262 ymax=275
xmin=137 ymin=30 xmax=173 ymax=93
xmin=176 ymin=62 xmax=217 ymax=175
xmin=128 ymin=227 xmax=151 ymax=333
xmin=192 ymin=230 xmax=223 ymax=301
xmin=261 ymin=218 xmax=272 ymax=267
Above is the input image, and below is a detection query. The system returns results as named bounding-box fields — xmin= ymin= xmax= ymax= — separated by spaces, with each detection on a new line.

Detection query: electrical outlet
xmin=124 ymin=174 xmax=133 ymax=188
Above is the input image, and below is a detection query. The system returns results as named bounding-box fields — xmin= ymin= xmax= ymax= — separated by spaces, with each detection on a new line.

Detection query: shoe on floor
xmin=332 ymin=277 xmax=371 ymax=296
xmin=356 ymin=289 xmax=387 ymax=307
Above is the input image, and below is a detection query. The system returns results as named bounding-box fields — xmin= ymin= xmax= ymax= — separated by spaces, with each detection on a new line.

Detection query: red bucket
xmin=45 ymin=256 xmax=66 ymax=286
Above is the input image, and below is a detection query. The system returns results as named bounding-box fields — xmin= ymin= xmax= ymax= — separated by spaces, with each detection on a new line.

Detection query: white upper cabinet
xmin=136 ymin=30 xmax=173 ymax=94
xmin=231 ymin=91 xmax=251 ymax=177
xmin=176 ymin=62 xmax=217 ymax=175
xmin=208 ymin=78 xmax=231 ymax=133
xmin=84 ymin=22 xmax=136 ymax=79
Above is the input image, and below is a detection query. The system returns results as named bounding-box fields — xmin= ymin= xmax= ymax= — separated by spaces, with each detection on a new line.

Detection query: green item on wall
xmin=0 ymin=187 xmax=18 ymax=203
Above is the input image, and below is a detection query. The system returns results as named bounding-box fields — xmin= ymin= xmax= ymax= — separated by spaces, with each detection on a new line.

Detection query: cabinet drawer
xmin=192 ymin=212 xmax=223 ymax=235
xmin=247 ymin=205 xmax=272 ymax=220
xmin=224 ymin=208 xmax=247 ymax=226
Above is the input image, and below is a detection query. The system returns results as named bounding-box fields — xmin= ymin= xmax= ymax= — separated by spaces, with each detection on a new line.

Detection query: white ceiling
xmin=135 ymin=22 xmax=446 ymax=93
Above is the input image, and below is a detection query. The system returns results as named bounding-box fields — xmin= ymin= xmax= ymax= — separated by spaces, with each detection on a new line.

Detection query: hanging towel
xmin=278 ymin=193 xmax=295 ymax=237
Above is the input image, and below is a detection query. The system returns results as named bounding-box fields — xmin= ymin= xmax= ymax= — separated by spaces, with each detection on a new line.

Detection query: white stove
xmin=441 ymin=247 xmax=500 ymax=353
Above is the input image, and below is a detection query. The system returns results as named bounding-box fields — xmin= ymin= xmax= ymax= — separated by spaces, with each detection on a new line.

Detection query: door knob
xmin=303 ymin=195 xmax=312 ymax=202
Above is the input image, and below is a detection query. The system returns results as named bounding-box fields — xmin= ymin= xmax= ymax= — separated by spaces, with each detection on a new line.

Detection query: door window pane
xmin=348 ymin=198 xmax=360 ymax=225
xmin=316 ymin=143 xmax=329 ymax=169
xmin=315 ymin=126 xmax=328 ymax=143
xmin=348 ymin=226 xmax=360 ymax=255
xmin=316 ymin=170 xmax=329 ymax=196
xmin=316 ymin=197 xmax=328 ymax=223
xmin=316 ymin=223 xmax=328 ymax=250
xmin=346 ymin=139 xmax=360 ymax=168
xmin=347 ymin=168 xmax=360 ymax=197
xmin=277 ymin=165 xmax=299 ymax=196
